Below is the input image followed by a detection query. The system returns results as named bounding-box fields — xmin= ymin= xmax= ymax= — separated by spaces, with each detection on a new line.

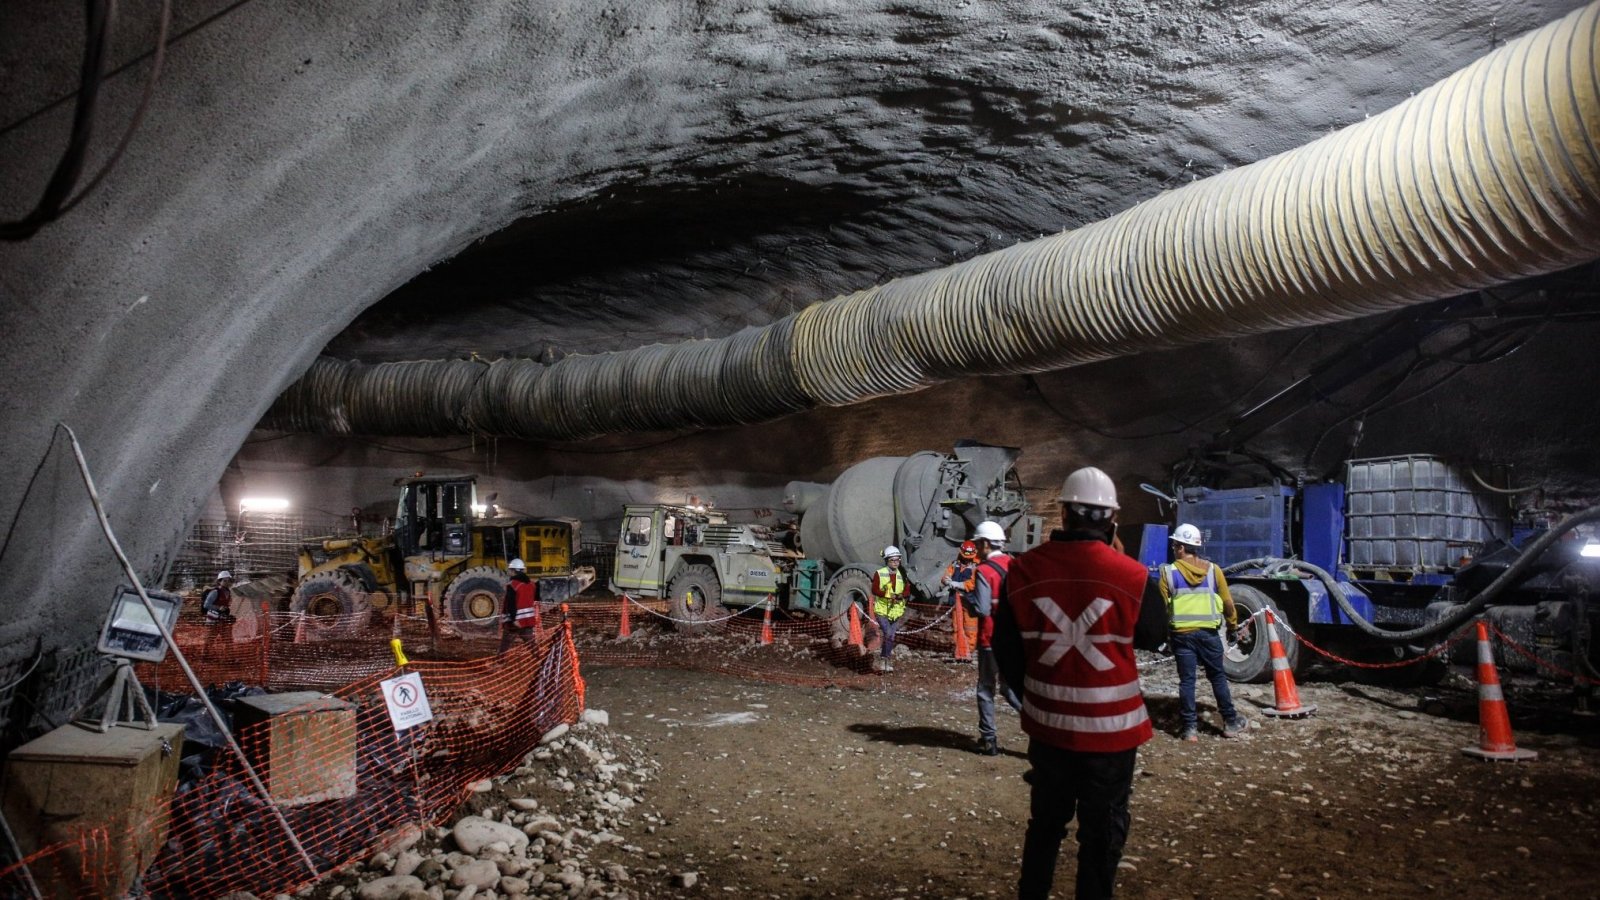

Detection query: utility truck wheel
xmin=290 ymin=569 xmax=371 ymax=638
xmin=446 ymin=566 xmax=511 ymax=637
xmin=667 ymin=564 xmax=723 ymax=633
xmin=826 ymin=570 xmax=881 ymax=654
xmin=1224 ymin=584 xmax=1300 ymax=683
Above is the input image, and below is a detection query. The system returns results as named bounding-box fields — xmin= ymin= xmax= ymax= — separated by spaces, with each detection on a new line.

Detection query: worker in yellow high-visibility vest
xmin=872 ymin=546 xmax=909 ymax=673
xmin=1159 ymin=524 xmax=1247 ymax=742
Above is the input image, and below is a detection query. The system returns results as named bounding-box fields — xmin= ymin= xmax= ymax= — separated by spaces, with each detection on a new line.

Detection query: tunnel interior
xmin=3 ymin=0 xmax=1599 ymax=658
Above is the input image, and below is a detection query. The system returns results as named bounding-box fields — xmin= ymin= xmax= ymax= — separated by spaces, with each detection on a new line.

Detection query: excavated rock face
xmin=0 ymin=0 xmax=1593 ymax=660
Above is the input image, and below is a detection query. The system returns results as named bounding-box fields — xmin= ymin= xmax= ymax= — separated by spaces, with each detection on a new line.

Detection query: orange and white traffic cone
xmin=1260 ymin=608 xmax=1316 ymax=719
xmin=759 ymin=595 xmax=775 ymax=645
xmin=952 ymin=601 xmax=973 ymax=662
xmin=1462 ymin=621 xmax=1537 ymax=761
xmin=848 ymin=602 xmax=864 ymax=651
xmin=617 ymin=592 xmax=632 ymax=639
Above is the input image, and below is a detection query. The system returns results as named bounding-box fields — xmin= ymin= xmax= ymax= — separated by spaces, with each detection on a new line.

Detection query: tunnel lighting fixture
xmin=239 ymin=497 xmax=290 ymax=513
xmin=1582 ymin=541 xmax=1600 ymax=559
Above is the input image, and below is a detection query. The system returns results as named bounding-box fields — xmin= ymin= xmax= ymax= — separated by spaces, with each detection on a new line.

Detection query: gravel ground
xmin=318 ymin=638 xmax=1600 ymax=899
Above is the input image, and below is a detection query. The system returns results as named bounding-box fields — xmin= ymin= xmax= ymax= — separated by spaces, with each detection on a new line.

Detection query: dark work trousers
xmin=1018 ymin=741 xmax=1138 ymax=900
xmin=976 ymin=645 xmax=1023 ymax=741
xmin=877 ymin=614 xmax=901 ymax=660
xmin=1170 ymin=628 xmax=1238 ymax=730
xmin=498 ymin=623 xmax=539 ymax=655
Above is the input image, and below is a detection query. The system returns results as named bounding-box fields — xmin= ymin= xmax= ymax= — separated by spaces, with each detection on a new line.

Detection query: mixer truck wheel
xmin=667 ymin=564 xmax=723 ymax=634
xmin=826 ymin=570 xmax=880 ymax=654
xmin=1224 ymin=585 xmax=1301 ymax=683
xmin=290 ymin=569 xmax=371 ymax=639
xmin=446 ymin=566 xmax=512 ymax=638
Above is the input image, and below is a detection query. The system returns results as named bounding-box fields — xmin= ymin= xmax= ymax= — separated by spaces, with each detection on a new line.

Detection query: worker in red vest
xmin=499 ymin=558 xmax=541 ymax=654
xmin=972 ymin=521 xmax=1023 ymax=756
xmin=994 ymin=466 xmax=1167 ymax=900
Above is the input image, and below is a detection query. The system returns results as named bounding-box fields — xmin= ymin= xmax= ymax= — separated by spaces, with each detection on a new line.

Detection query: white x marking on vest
xmin=1023 ymin=596 xmax=1117 ymax=670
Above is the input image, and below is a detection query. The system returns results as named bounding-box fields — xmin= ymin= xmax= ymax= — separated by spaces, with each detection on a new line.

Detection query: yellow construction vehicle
xmin=291 ymin=474 xmax=594 ymax=635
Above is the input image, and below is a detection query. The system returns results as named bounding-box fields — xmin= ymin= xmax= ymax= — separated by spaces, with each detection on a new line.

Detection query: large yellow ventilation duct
xmin=267 ymin=3 xmax=1600 ymax=440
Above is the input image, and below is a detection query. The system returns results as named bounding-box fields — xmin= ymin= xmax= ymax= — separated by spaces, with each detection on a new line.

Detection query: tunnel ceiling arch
xmin=0 ymin=0 xmax=1595 ymax=662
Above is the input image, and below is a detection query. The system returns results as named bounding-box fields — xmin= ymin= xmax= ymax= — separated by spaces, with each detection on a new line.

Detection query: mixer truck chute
xmin=609 ymin=443 xmax=1042 ymax=632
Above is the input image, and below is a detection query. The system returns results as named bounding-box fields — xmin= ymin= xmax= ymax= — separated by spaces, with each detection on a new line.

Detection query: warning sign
xmin=379 ymin=671 xmax=434 ymax=732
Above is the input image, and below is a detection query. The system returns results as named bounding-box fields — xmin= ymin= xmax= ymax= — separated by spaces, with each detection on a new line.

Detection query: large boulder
xmin=451 ymin=816 xmax=530 ymax=855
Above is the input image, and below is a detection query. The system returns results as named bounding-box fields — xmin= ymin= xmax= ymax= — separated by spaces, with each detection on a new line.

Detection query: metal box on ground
xmin=2 ymin=721 xmax=184 ymax=899
xmin=1345 ymin=456 xmax=1508 ymax=572
xmin=231 ymin=691 xmax=358 ymax=806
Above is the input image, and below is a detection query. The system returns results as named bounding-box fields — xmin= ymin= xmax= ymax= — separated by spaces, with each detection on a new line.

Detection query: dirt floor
xmin=566 ymin=644 xmax=1600 ymax=899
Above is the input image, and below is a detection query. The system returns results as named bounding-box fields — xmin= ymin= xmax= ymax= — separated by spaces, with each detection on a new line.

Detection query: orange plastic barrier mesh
xmin=1 ymin=592 xmax=984 ymax=896
xmin=1 ymin=613 xmax=584 ymax=899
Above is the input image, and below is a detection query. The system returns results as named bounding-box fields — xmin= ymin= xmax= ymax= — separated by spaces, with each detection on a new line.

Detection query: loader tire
xmin=826 ymin=569 xmax=881 ymax=654
xmin=666 ymin=563 xmax=723 ymax=634
xmin=446 ymin=566 xmax=511 ymax=637
xmin=290 ymin=569 xmax=372 ymax=639
xmin=1224 ymin=584 xmax=1301 ymax=683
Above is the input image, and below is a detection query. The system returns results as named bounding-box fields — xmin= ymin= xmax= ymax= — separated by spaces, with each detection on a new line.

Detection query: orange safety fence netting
xmin=0 ymin=609 xmax=585 ymax=899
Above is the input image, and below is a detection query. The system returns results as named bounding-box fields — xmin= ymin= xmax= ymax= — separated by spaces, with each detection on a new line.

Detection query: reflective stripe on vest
xmin=1165 ymin=564 xmax=1222 ymax=629
xmin=873 ymin=567 xmax=907 ymax=620
xmin=510 ymin=579 xmax=539 ymax=626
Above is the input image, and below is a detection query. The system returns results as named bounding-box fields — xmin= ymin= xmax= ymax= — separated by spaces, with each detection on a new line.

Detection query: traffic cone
xmin=1462 ymin=621 xmax=1537 ymax=761
xmin=848 ymin=603 xmax=863 ymax=650
xmin=952 ymin=601 xmax=973 ymax=662
xmin=617 ymin=593 xmax=632 ymax=639
xmin=759 ymin=595 xmax=775 ymax=645
xmin=1260 ymin=608 xmax=1316 ymax=719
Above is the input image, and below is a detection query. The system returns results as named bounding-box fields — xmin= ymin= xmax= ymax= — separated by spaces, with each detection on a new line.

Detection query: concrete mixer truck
xmin=608 ymin=442 xmax=1041 ymax=631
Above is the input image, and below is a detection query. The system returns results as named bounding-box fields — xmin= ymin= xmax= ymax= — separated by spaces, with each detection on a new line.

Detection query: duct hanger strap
xmin=265 ymin=4 xmax=1600 ymax=441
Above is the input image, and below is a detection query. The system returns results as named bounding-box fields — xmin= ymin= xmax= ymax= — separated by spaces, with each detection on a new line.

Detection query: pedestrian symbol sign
xmin=379 ymin=671 xmax=434 ymax=731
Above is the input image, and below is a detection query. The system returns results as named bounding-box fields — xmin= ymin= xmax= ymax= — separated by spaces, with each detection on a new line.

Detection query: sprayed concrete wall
xmin=0 ymin=0 xmax=1593 ymax=663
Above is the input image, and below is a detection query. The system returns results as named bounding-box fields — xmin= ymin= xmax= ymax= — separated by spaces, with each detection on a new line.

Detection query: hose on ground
xmin=1223 ymin=504 xmax=1600 ymax=643
xmin=265 ymin=5 xmax=1600 ymax=441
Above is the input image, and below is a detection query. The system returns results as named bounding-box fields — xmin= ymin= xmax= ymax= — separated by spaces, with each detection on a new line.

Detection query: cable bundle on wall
xmin=263 ymin=4 xmax=1600 ymax=442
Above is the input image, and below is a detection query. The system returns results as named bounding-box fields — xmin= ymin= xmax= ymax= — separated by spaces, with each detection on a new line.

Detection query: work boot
xmin=1223 ymin=717 xmax=1249 ymax=738
xmin=977 ymin=738 xmax=999 ymax=756
xmin=884 ymin=661 xmax=894 ymax=673
xmin=1179 ymin=726 xmax=1199 ymax=743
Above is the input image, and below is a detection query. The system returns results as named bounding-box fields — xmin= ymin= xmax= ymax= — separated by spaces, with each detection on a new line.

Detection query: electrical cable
xmin=0 ymin=0 xmax=112 ymax=241
xmin=1470 ymin=467 xmax=1544 ymax=496
xmin=57 ymin=0 xmax=172 ymax=217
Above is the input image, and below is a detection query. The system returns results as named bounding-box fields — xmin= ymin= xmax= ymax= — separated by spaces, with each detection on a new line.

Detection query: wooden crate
xmin=232 ymin=691 xmax=358 ymax=806
xmin=2 ymin=721 xmax=184 ymax=899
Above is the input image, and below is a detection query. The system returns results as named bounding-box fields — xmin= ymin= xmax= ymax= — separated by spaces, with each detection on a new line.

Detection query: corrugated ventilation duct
xmin=266 ymin=4 xmax=1600 ymax=441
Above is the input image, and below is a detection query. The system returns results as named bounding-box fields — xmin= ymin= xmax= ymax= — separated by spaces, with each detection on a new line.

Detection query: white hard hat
xmin=1059 ymin=466 xmax=1119 ymax=510
xmin=1171 ymin=523 xmax=1203 ymax=547
xmin=216 ymin=570 xmax=233 ymax=581
xmin=508 ymin=558 xmax=526 ymax=571
xmin=974 ymin=521 xmax=1007 ymax=543
xmin=882 ymin=545 xmax=902 ymax=559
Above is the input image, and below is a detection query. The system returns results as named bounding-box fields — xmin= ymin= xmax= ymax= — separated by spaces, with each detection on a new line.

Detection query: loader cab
xmin=394 ymin=475 xmax=477 ymax=558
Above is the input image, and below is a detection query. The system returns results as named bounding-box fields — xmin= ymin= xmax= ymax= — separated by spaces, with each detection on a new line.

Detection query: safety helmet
xmin=883 ymin=545 xmax=902 ymax=560
xmin=1058 ymin=466 xmax=1119 ymax=510
xmin=959 ymin=540 xmax=977 ymax=558
xmin=216 ymin=570 xmax=233 ymax=581
xmin=1171 ymin=523 xmax=1203 ymax=548
xmin=508 ymin=558 xmax=526 ymax=571
xmin=974 ymin=521 xmax=1007 ymax=543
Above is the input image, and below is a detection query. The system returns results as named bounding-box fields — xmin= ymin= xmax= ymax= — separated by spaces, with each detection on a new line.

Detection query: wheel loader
xmin=291 ymin=474 xmax=595 ymax=636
